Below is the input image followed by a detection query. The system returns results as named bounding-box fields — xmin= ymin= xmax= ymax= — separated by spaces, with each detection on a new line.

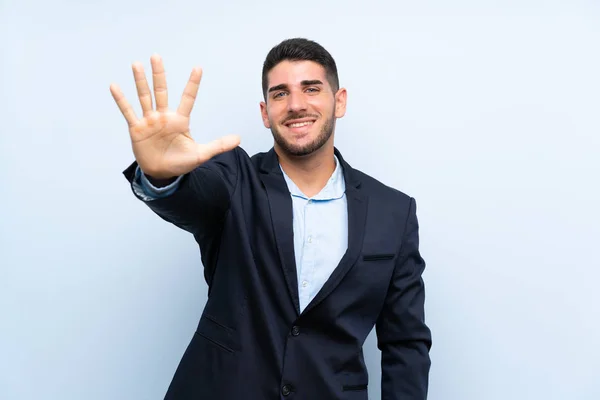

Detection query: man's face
xmin=260 ymin=60 xmax=347 ymax=157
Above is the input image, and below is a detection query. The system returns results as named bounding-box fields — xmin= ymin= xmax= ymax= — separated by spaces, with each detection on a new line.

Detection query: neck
xmin=276 ymin=143 xmax=336 ymax=198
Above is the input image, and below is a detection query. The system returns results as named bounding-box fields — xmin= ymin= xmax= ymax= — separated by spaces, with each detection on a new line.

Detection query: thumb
xmin=197 ymin=134 xmax=241 ymax=162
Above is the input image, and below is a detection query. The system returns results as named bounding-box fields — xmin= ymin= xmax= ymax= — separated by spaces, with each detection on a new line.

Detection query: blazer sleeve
xmin=122 ymin=148 xmax=240 ymax=239
xmin=375 ymin=197 xmax=432 ymax=400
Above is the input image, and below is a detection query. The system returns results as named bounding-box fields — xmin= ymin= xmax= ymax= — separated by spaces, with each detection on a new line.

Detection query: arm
xmin=111 ymin=54 xmax=240 ymax=237
xmin=123 ymin=149 xmax=239 ymax=238
xmin=375 ymin=197 xmax=432 ymax=400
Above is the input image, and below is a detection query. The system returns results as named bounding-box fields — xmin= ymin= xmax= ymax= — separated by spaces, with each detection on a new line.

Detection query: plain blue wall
xmin=1 ymin=1 xmax=599 ymax=399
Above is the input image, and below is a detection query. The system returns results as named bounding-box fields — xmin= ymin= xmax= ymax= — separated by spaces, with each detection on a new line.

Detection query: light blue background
xmin=1 ymin=1 xmax=599 ymax=399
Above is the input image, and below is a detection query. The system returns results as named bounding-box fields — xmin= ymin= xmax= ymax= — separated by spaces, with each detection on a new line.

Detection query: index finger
xmin=177 ymin=67 xmax=202 ymax=117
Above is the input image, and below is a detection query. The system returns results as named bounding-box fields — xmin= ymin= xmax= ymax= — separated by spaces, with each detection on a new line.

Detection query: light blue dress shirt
xmin=135 ymin=156 xmax=348 ymax=312
xmin=279 ymin=158 xmax=347 ymax=311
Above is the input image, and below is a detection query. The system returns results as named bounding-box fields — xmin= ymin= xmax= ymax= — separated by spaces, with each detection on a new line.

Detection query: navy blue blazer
xmin=123 ymin=146 xmax=431 ymax=399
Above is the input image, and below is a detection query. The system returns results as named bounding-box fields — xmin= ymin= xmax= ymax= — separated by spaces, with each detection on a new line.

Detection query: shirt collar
xmin=280 ymin=155 xmax=346 ymax=201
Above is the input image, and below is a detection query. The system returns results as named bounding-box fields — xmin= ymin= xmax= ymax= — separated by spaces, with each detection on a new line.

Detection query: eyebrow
xmin=268 ymin=80 xmax=324 ymax=93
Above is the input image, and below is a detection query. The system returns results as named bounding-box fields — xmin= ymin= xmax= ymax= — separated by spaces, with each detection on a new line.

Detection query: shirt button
xmin=282 ymin=384 xmax=293 ymax=396
xmin=307 ymin=235 xmax=312 ymax=243
xmin=291 ymin=326 xmax=300 ymax=336
xmin=302 ymin=281 xmax=308 ymax=288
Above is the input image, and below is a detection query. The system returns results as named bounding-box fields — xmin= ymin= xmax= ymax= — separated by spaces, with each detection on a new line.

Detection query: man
xmin=110 ymin=38 xmax=431 ymax=399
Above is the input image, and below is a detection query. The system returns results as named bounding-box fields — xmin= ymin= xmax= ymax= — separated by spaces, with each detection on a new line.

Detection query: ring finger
xmin=132 ymin=62 xmax=153 ymax=115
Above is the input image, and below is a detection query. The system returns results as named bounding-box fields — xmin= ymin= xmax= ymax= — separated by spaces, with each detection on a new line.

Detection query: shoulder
xmin=351 ymin=167 xmax=414 ymax=212
xmin=352 ymin=167 xmax=411 ymax=198
xmin=249 ymin=149 xmax=270 ymax=165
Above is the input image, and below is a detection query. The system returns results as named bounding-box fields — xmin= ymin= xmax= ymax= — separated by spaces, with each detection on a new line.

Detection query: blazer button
xmin=282 ymin=384 xmax=292 ymax=396
xmin=291 ymin=326 xmax=300 ymax=336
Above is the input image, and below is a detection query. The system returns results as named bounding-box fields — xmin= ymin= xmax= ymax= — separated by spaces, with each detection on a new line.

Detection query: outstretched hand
xmin=110 ymin=54 xmax=240 ymax=179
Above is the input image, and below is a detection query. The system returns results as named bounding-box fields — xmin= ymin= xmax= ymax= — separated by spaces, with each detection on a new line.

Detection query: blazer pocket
xmin=342 ymin=384 xmax=368 ymax=391
xmin=195 ymin=314 xmax=236 ymax=353
xmin=362 ymin=253 xmax=395 ymax=262
xmin=341 ymin=372 xmax=368 ymax=392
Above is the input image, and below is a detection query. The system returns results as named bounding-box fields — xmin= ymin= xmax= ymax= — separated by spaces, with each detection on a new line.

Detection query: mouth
xmin=283 ymin=118 xmax=317 ymax=134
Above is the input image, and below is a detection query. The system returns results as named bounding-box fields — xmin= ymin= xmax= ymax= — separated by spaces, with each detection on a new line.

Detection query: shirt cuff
xmin=133 ymin=166 xmax=183 ymax=200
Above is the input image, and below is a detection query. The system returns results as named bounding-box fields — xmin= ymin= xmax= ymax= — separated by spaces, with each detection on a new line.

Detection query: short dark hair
xmin=261 ymin=38 xmax=339 ymax=99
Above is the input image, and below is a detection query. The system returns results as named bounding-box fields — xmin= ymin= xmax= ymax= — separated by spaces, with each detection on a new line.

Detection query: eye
xmin=305 ymin=87 xmax=320 ymax=93
xmin=273 ymin=91 xmax=287 ymax=99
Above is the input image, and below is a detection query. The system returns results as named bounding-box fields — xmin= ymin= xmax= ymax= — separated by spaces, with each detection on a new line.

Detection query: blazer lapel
xmin=302 ymin=149 xmax=369 ymax=314
xmin=258 ymin=149 xmax=301 ymax=315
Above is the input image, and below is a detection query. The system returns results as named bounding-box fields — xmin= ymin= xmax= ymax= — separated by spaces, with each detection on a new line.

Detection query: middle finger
xmin=151 ymin=54 xmax=168 ymax=112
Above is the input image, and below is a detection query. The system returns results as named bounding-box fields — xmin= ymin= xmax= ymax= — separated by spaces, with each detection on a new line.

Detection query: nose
xmin=286 ymin=89 xmax=308 ymax=114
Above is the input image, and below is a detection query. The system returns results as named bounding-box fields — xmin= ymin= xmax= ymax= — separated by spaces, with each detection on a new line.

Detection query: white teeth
xmin=288 ymin=121 xmax=314 ymax=128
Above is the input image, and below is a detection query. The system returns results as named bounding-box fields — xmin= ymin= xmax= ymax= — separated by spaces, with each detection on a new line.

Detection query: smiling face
xmin=260 ymin=60 xmax=347 ymax=157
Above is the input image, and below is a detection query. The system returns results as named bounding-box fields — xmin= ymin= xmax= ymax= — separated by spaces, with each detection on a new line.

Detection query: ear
xmin=260 ymin=101 xmax=271 ymax=128
xmin=334 ymin=88 xmax=347 ymax=118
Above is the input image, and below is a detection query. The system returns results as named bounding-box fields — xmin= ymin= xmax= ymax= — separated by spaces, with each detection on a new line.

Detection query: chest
xmin=290 ymin=195 xmax=348 ymax=262
xmin=290 ymin=195 xmax=348 ymax=310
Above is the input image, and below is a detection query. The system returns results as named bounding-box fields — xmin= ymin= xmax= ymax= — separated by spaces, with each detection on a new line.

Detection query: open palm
xmin=110 ymin=54 xmax=240 ymax=180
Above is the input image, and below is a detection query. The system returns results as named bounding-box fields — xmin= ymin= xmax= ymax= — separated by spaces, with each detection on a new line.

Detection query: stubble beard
xmin=270 ymin=112 xmax=335 ymax=157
